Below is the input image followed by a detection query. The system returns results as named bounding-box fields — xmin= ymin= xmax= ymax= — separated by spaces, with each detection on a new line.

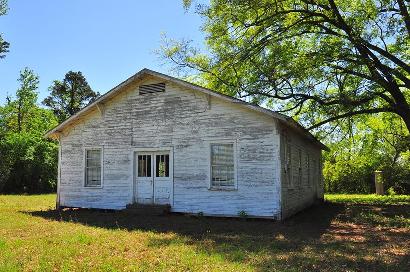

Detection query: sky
xmin=0 ymin=0 xmax=206 ymax=104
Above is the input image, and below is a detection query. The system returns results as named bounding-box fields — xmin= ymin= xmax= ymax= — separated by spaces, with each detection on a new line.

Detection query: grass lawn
xmin=325 ymin=194 xmax=410 ymax=205
xmin=0 ymin=194 xmax=409 ymax=271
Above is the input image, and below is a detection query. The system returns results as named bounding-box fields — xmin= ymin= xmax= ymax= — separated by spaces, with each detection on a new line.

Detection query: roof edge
xmin=45 ymin=68 xmax=328 ymax=151
xmin=44 ymin=69 xmax=148 ymax=139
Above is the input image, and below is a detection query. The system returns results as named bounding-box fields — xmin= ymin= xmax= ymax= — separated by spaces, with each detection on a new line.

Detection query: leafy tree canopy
xmin=323 ymin=113 xmax=410 ymax=193
xmin=0 ymin=68 xmax=56 ymax=135
xmin=162 ymin=0 xmax=410 ymax=134
xmin=43 ymin=71 xmax=100 ymax=123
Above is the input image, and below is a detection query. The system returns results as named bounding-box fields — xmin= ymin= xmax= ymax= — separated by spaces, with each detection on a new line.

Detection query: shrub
xmin=238 ymin=210 xmax=248 ymax=218
xmin=387 ymin=187 xmax=397 ymax=196
xmin=0 ymin=132 xmax=58 ymax=194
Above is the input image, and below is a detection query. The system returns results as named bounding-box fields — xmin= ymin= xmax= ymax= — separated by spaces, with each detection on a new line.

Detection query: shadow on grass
xmin=26 ymin=203 xmax=409 ymax=272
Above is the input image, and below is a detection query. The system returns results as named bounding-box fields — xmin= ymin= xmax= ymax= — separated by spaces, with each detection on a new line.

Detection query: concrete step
xmin=125 ymin=203 xmax=171 ymax=215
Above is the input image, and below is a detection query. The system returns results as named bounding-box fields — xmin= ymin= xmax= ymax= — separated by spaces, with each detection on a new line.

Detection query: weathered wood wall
xmin=58 ymin=75 xmax=283 ymax=218
xmin=279 ymin=125 xmax=324 ymax=219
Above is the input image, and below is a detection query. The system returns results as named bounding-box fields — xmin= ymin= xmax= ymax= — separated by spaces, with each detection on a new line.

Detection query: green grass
xmin=0 ymin=194 xmax=409 ymax=271
xmin=325 ymin=193 xmax=410 ymax=205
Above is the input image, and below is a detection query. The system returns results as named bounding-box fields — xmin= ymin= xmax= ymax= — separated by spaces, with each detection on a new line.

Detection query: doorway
xmin=135 ymin=150 xmax=173 ymax=205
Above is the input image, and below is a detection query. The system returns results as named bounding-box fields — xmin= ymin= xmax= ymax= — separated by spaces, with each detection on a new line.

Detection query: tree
xmin=0 ymin=69 xmax=58 ymax=194
xmin=0 ymin=68 xmax=40 ymax=133
xmin=0 ymin=0 xmax=9 ymax=59
xmin=15 ymin=68 xmax=39 ymax=132
xmin=43 ymin=71 xmax=100 ymax=122
xmin=323 ymin=113 xmax=410 ymax=194
xmin=163 ymin=0 xmax=410 ymax=134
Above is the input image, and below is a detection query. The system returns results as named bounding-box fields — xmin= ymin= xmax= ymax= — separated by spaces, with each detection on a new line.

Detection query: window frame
xmin=83 ymin=147 xmax=104 ymax=188
xmin=305 ymin=153 xmax=311 ymax=187
xmin=208 ymin=140 xmax=238 ymax=191
xmin=297 ymin=148 xmax=303 ymax=186
xmin=312 ymin=157 xmax=317 ymax=187
xmin=284 ymin=141 xmax=294 ymax=189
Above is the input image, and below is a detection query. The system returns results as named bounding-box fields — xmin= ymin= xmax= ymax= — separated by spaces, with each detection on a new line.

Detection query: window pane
xmin=138 ymin=155 xmax=151 ymax=177
xmin=286 ymin=144 xmax=291 ymax=168
xmin=86 ymin=167 xmax=101 ymax=186
xmin=156 ymin=154 xmax=169 ymax=177
xmin=211 ymin=144 xmax=234 ymax=165
xmin=286 ymin=144 xmax=292 ymax=187
xmin=211 ymin=144 xmax=234 ymax=187
xmin=211 ymin=165 xmax=234 ymax=187
xmin=165 ymin=154 xmax=169 ymax=177
xmin=85 ymin=149 xmax=101 ymax=186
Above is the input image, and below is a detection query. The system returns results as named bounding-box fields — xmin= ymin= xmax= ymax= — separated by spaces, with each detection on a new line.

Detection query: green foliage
xmin=14 ymin=68 xmax=39 ymax=132
xmin=387 ymin=187 xmax=397 ymax=196
xmin=0 ymin=132 xmax=58 ymax=193
xmin=0 ymin=68 xmax=58 ymax=194
xmin=0 ymin=0 xmax=9 ymax=59
xmin=323 ymin=113 xmax=410 ymax=194
xmin=42 ymin=71 xmax=99 ymax=122
xmin=164 ymin=0 xmax=410 ymax=132
xmin=325 ymin=194 xmax=410 ymax=205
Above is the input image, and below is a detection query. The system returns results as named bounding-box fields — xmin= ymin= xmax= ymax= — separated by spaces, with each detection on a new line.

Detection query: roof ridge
xmin=44 ymin=68 xmax=328 ymax=150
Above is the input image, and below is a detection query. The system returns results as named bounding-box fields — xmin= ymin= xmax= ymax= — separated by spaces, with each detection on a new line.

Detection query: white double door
xmin=135 ymin=151 xmax=172 ymax=205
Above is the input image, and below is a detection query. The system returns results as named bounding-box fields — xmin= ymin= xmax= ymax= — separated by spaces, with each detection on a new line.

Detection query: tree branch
xmin=397 ymin=0 xmax=410 ymax=36
xmin=307 ymin=107 xmax=395 ymax=130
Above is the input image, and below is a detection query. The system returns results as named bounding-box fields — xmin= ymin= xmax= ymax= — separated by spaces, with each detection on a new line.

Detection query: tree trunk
xmin=396 ymin=103 xmax=410 ymax=134
xmin=403 ymin=114 xmax=410 ymax=134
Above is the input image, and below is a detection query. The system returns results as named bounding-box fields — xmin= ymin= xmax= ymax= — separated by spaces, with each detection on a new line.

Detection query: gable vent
xmin=139 ymin=82 xmax=166 ymax=95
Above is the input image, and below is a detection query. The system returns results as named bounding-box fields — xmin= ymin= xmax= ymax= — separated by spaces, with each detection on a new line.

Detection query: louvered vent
xmin=139 ymin=82 xmax=166 ymax=95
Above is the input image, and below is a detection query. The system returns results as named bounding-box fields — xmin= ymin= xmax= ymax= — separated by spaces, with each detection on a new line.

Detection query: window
xmin=138 ymin=155 xmax=152 ymax=177
xmin=312 ymin=158 xmax=317 ymax=186
xmin=298 ymin=148 xmax=302 ymax=185
xmin=210 ymin=143 xmax=235 ymax=188
xmin=285 ymin=142 xmax=293 ymax=188
xmin=156 ymin=154 xmax=169 ymax=177
xmin=85 ymin=148 xmax=102 ymax=187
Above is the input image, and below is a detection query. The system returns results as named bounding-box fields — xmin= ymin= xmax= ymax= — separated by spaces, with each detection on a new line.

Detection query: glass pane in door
xmin=156 ymin=154 xmax=169 ymax=177
xmin=138 ymin=155 xmax=151 ymax=177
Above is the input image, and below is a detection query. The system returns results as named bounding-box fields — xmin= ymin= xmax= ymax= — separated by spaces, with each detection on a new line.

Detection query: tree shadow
xmin=26 ymin=203 xmax=338 ymax=238
xmin=25 ymin=202 xmax=409 ymax=272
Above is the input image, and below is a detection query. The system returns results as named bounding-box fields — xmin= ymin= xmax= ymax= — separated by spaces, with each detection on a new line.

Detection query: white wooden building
xmin=45 ymin=69 xmax=328 ymax=219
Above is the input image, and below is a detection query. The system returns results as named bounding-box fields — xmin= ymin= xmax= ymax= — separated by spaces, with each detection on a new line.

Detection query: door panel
xmin=135 ymin=151 xmax=172 ymax=205
xmin=154 ymin=154 xmax=172 ymax=204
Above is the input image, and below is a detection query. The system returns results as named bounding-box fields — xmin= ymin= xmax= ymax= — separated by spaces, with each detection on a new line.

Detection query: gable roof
xmin=45 ymin=68 xmax=328 ymax=151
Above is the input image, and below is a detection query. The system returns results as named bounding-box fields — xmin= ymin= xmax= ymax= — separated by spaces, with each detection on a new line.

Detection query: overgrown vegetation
xmin=0 ymin=68 xmax=58 ymax=193
xmin=323 ymin=113 xmax=410 ymax=194
xmin=0 ymin=194 xmax=408 ymax=271
xmin=0 ymin=68 xmax=98 ymax=194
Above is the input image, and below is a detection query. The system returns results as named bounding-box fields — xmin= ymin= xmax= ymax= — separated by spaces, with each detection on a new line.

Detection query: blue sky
xmin=0 ymin=0 xmax=205 ymax=104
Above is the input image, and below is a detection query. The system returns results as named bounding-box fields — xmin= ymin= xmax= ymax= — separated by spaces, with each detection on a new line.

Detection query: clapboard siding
xmin=279 ymin=126 xmax=324 ymax=219
xmin=58 ymin=77 xmax=282 ymax=217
